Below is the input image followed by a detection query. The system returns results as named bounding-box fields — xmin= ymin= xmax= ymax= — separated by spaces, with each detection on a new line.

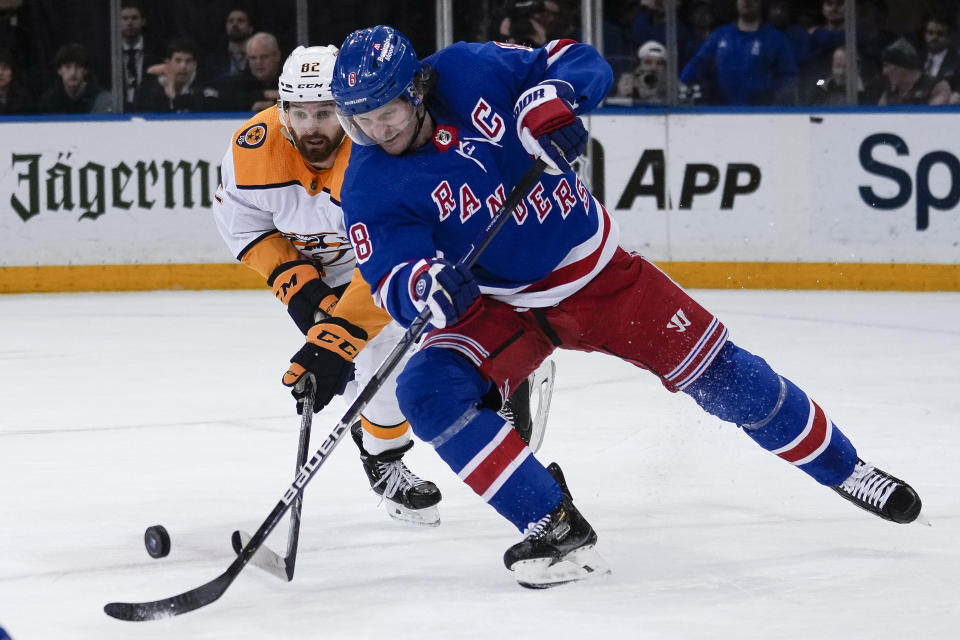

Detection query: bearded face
xmin=286 ymin=102 xmax=345 ymax=167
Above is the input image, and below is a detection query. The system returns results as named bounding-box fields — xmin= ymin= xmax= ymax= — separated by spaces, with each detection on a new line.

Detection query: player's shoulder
xmin=229 ymin=105 xmax=298 ymax=187
xmin=341 ymin=145 xmax=405 ymax=220
xmin=342 ymin=144 xmax=384 ymax=197
xmin=427 ymin=40 xmax=530 ymax=75
xmin=230 ymin=105 xmax=281 ymax=152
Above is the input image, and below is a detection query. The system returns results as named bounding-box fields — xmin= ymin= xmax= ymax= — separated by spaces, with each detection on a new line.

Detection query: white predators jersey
xmin=214 ymin=105 xmax=355 ymax=288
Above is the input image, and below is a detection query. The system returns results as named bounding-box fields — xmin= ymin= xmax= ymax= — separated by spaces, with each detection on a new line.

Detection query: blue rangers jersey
xmin=342 ymin=39 xmax=616 ymax=327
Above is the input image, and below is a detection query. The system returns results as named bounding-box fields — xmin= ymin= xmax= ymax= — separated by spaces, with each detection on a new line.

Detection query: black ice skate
xmin=831 ymin=458 xmax=922 ymax=524
xmin=503 ymin=462 xmax=610 ymax=588
xmin=351 ymin=422 xmax=442 ymax=527
xmin=498 ymin=359 xmax=555 ymax=453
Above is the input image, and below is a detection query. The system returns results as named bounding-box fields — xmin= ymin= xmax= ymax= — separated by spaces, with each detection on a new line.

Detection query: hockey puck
xmin=144 ymin=525 xmax=171 ymax=559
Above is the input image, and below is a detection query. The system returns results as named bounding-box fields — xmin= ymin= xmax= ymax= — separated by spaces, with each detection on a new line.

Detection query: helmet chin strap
xmin=407 ymin=102 xmax=429 ymax=152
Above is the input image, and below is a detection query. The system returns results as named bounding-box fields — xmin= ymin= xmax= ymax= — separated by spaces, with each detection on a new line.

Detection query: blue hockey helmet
xmin=331 ymin=25 xmax=422 ymax=118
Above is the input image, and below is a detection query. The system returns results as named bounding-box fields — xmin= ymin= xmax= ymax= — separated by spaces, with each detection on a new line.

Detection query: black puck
xmin=144 ymin=525 xmax=171 ymax=558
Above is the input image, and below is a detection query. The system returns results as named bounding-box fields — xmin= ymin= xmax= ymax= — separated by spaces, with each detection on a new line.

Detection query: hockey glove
xmin=409 ymin=258 xmax=480 ymax=329
xmin=268 ymin=260 xmax=339 ymax=335
xmin=283 ymin=317 xmax=369 ymax=414
xmin=514 ymin=79 xmax=588 ymax=174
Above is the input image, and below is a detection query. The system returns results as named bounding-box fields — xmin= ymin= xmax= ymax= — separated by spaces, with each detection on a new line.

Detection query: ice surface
xmin=1 ymin=289 xmax=958 ymax=639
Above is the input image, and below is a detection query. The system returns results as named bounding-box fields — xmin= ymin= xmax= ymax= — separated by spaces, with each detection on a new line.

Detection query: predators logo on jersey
xmin=236 ymin=123 xmax=268 ymax=149
xmin=286 ymin=231 xmax=352 ymax=266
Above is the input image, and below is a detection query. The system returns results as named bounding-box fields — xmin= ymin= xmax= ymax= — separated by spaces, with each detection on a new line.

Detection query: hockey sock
xmin=397 ymin=347 xmax=562 ymax=530
xmin=685 ymin=342 xmax=857 ymax=486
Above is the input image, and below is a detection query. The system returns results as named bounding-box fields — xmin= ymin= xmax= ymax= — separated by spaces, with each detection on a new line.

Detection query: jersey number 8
xmin=349 ymin=223 xmax=373 ymax=262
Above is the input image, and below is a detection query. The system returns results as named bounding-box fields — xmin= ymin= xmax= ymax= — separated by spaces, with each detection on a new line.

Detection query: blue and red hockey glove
xmin=514 ymin=79 xmax=588 ymax=174
xmin=408 ymin=258 xmax=480 ymax=328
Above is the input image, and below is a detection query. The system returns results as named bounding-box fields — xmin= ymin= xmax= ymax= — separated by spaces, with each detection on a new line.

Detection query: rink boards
xmin=1 ymin=110 xmax=957 ymax=293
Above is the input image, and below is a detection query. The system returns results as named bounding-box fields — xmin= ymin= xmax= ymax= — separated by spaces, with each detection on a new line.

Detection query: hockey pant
xmin=344 ymin=320 xmax=412 ymax=455
xmin=395 ymin=251 xmax=858 ymax=531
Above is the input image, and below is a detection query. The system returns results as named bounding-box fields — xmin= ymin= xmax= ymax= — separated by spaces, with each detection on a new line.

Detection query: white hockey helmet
xmin=277 ymin=44 xmax=338 ymax=103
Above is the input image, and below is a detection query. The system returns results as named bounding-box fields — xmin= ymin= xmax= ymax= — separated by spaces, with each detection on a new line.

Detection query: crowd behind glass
xmin=2 ymin=0 xmax=959 ymax=115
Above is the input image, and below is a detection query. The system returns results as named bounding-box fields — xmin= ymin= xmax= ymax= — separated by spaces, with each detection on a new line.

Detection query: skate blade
xmin=384 ymin=501 xmax=441 ymax=528
xmin=511 ymin=545 xmax=611 ymax=589
xmin=528 ymin=359 xmax=556 ymax=454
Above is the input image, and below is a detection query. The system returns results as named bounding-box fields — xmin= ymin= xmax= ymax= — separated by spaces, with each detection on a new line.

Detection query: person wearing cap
xmin=614 ymin=39 xmax=667 ymax=104
xmin=878 ymin=37 xmax=951 ymax=105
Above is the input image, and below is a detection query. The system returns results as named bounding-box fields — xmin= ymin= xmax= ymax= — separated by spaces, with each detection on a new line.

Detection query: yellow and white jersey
xmin=214 ymin=105 xmax=355 ymax=288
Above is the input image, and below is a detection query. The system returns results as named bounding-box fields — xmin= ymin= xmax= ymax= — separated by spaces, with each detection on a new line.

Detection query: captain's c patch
xmin=236 ymin=123 xmax=267 ymax=148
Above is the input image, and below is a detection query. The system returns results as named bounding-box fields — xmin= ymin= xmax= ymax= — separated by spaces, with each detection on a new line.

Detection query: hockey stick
xmin=103 ymin=158 xmax=548 ymax=622
xmin=230 ymin=376 xmax=315 ymax=581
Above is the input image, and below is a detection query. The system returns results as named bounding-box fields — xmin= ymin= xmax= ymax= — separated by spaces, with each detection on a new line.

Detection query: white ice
xmin=1 ymin=288 xmax=958 ymax=639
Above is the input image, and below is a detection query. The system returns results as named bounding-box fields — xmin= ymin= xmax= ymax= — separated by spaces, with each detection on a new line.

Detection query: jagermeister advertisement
xmin=0 ymin=115 xmax=244 ymax=266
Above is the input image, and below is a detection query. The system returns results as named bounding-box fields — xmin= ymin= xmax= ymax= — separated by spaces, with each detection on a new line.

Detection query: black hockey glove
xmin=282 ymin=317 xmax=369 ymax=414
xmin=268 ymin=260 xmax=339 ymax=334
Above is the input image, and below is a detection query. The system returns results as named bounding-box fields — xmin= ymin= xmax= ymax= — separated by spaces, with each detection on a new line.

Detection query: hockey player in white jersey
xmin=214 ymin=45 xmax=444 ymax=525
xmin=214 ymin=45 xmax=553 ymax=526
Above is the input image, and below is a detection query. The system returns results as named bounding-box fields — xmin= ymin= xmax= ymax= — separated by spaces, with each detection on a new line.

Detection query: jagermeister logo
xmin=8 ymin=152 xmax=219 ymax=221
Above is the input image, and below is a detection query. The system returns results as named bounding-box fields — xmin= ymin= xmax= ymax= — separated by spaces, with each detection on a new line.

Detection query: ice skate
xmin=832 ymin=458 xmax=922 ymax=524
xmin=499 ymin=359 xmax=555 ymax=453
xmin=351 ymin=422 xmax=442 ymax=526
xmin=503 ymin=462 xmax=610 ymax=588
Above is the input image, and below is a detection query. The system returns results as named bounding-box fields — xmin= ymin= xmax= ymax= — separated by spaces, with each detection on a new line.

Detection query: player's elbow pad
xmin=268 ymin=260 xmax=339 ymax=334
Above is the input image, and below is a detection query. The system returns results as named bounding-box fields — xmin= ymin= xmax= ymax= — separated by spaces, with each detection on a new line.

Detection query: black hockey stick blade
xmin=104 ymin=559 xmax=240 ymax=621
xmin=103 ymin=159 xmax=547 ymax=621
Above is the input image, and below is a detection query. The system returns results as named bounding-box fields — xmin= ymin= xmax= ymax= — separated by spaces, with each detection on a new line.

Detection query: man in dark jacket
xmin=135 ymin=38 xmax=221 ymax=112
xmin=37 ymin=43 xmax=111 ymax=114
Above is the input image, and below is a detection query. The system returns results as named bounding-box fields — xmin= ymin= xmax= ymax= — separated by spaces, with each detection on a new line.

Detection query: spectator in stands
xmin=807 ymin=0 xmax=845 ymax=79
xmin=687 ymin=0 xmax=717 ymax=52
xmin=614 ymin=40 xmax=668 ymax=105
xmin=496 ymin=0 xmax=562 ymax=48
xmin=855 ymin=0 xmax=897 ymax=85
xmin=920 ymin=16 xmax=959 ymax=90
xmin=120 ymin=0 xmax=162 ymax=111
xmin=603 ymin=0 xmax=643 ymax=80
xmin=0 ymin=48 xmax=31 ymax=113
xmin=37 ymin=43 xmax=112 ymax=114
xmin=680 ymin=0 xmax=798 ymax=105
xmin=769 ymin=0 xmax=809 ymax=69
xmin=806 ymin=45 xmax=864 ymax=105
xmin=204 ymin=6 xmax=254 ymax=82
xmin=877 ymin=37 xmax=951 ymax=105
xmin=633 ymin=0 xmax=697 ymax=67
xmin=219 ymin=31 xmax=281 ymax=111
xmin=0 ymin=0 xmax=52 ymax=97
xmin=135 ymin=37 xmax=221 ymax=112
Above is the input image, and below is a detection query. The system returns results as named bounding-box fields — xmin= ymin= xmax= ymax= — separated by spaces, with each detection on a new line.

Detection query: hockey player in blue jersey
xmin=330 ymin=25 xmax=922 ymax=588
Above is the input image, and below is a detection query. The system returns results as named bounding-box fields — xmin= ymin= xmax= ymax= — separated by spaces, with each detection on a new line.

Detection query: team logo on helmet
xmin=236 ymin=123 xmax=268 ymax=149
xmin=348 ymin=71 xmax=357 ymax=87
